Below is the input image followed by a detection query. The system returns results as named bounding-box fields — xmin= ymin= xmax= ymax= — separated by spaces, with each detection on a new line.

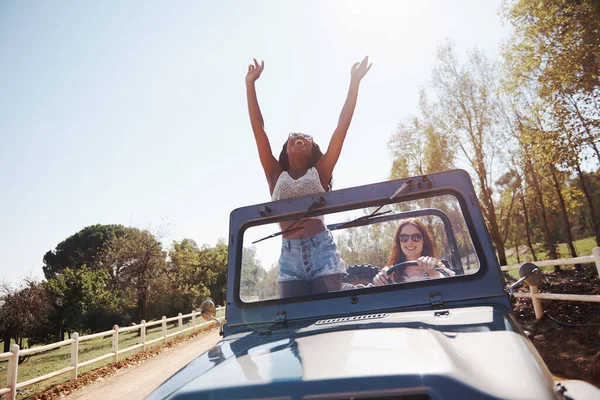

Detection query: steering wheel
xmin=386 ymin=261 xmax=418 ymax=283
xmin=386 ymin=260 xmax=455 ymax=284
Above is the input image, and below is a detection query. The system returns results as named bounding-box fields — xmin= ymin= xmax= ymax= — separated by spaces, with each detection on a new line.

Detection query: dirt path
xmin=64 ymin=330 xmax=221 ymax=400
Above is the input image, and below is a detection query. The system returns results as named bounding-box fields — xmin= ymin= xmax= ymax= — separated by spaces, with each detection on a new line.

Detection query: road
xmin=65 ymin=330 xmax=221 ymax=400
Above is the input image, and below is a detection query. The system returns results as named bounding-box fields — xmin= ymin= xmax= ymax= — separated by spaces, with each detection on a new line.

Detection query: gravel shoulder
xmin=63 ymin=329 xmax=221 ymax=400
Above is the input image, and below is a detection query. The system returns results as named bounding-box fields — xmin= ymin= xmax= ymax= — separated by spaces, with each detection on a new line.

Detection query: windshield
xmin=239 ymin=193 xmax=479 ymax=303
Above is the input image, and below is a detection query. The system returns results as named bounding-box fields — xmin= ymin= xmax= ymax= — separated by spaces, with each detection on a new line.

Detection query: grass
xmin=504 ymin=237 xmax=597 ymax=279
xmin=0 ymin=308 xmax=225 ymax=400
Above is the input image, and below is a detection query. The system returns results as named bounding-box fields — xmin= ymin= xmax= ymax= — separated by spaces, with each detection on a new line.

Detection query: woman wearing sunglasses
xmin=245 ymin=56 xmax=372 ymax=298
xmin=372 ymin=218 xmax=453 ymax=286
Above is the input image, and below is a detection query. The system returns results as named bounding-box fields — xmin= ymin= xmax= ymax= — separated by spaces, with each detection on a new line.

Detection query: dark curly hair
xmin=278 ymin=140 xmax=333 ymax=191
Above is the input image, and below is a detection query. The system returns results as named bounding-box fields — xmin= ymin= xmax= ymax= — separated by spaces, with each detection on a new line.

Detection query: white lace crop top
xmin=271 ymin=167 xmax=326 ymax=221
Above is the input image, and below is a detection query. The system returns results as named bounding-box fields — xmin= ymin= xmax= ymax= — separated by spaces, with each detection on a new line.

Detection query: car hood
xmin=148 ymin=307 xmax=556 ymax=400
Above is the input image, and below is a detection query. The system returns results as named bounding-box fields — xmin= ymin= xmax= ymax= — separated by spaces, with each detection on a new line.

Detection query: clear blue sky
xmin=0 ymin=0 xmax=511 ymax=285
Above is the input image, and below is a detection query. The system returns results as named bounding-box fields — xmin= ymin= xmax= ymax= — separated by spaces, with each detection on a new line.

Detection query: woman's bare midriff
xmin=281 ymin=218 xmax=326 ymax=240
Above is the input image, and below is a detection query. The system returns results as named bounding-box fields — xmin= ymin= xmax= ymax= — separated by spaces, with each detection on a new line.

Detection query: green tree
xmin=240 ymin=246 xmax=267 ymax=301
xmin=202 ymin=241 xmax=229 ymax=307
xmin=102 ymin=228 xmax=166 ymax=322
xmin=157 ymin=239 xmax=214 ymax=315
xmin=255 ymin=267 xmax=279 ymax=301
xmin=502 ymin=0 xmax=600 ymax=98
xmin=43 ymin=266 xmax=120 ymax=341
xmin=336 ymin=217 xmax=396 ymax=268
xmin=389 ymin=90 xmax=455 ymax=180
xmin=503 ymin=1 xmax=600 ymax=245
xmin=43 ymin=224 xmax=127 ymax=279
xmin=430 ymin=42 xmax=510 ymax=265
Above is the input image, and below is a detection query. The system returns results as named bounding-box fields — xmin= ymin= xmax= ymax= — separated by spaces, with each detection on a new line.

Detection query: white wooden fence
xmin=502 ymin=247 xmax=600 ymax=319
xmin=0 ymin=307 xmax=225 ymax=400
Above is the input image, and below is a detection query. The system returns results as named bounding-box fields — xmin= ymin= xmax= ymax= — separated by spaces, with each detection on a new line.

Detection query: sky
xmin=0 ymin=0 xmax=512 ymax=285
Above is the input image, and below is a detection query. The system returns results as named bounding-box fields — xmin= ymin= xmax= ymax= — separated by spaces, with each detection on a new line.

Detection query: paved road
xmin=65 ymin=330 xmax=221 ymax=400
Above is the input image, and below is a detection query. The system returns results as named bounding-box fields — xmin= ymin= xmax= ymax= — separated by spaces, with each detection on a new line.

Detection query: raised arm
xmin=316 ymin=56 xmax=372 ymax=186
xmin=245 ymin=59 xmax=281 ymax=189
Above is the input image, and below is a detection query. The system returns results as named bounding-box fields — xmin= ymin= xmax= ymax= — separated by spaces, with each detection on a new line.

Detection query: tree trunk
xmin=3 ymin=335 xmax=10 ymax=352
xmin=550 ymin=165 xmax=580 ymax=270
xmin=514 ymin=231 xmax=521 ymax=264
xmin=527 ymin=160 xmax=559 ymax=266
xmin=476 ymin=166 xmax=508 ymax=265
xmin=520 ymin=189 xmax=538 ymax=261
xmin=138 ymin=292 xmax=148 ymax=322
xmin=575 ymin=163 xmax=600 ymax=246
xmin=461 ymin=229 xmax=472 ymax=270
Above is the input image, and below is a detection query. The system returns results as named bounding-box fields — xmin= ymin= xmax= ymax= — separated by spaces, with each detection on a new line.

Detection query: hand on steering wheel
xmin=373 ymin=258 xmax=455 ymax=286
xmin=372 ymin=267 xmax=393 ymax=286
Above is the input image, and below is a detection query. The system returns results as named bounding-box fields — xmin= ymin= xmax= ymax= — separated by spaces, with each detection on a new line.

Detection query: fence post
xmin=70 ymin=332 xmax=79 ymax=381
xmin=140 ymin=320 xmax=146 ymax=351
xmin=162 ymin=316 xmax=167 ymax=344
xmin=530 ymin=286 xmax=544 ymax=320
xmin=6 ymin=344 xmax=19 ymax=400
xmin=112 ymin=325 xmax=119 ymax=362
xmin=192 ymin=310 xmax=196 ymax=331
xmin=593 ymin=247 xmax=600 ymax=278
xmin=178 ymin=313 xmax=183 ymax=336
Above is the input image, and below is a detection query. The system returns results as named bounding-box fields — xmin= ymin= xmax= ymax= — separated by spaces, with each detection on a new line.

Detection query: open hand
xmin=351 ymin=56 xmax=372 ymax=82
xmin=246 ymin=58 xmax=264 ymax=84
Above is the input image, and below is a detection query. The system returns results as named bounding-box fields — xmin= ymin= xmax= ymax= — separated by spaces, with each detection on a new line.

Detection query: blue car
xmin=148 ymin=169 xmax=600 ymax=400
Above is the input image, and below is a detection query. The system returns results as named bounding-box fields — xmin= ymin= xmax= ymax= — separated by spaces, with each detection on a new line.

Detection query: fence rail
xmin=502 ymin=247 xmax=600 ymax=319
xmin=1 ymin=307 xmax=224 ymax=400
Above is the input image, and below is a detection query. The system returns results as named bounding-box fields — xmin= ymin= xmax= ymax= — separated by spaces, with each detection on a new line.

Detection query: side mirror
xmin=199 ymin=300 xmax=224 ymax=336
xmin=509 ymin=262 xmax=543 ymax=297
xmin=200 ymin=300 xmax=217 ymax=321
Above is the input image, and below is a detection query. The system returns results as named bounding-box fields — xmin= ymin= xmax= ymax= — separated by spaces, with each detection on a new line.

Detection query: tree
xmin=336 ymin=216 xmax=396 ymax=268
xmin=389 ymin=90 xmax=455 ymax=180
xmin=255 ymin=267 xmax=279 ymax=301
xmin=200 ymin=240 xmax=229 ymax=307
xmin=43 ymin=224 xmax=128 ymax=279
xmin=430 ymin=42 xmax=510 ymax=265
xmin=503 ymin=1 xmax=600 ymax=246
xmin=0 ymin=280 xmax=51 ymax=353
xmin=102 ymin=228 xmax=166 ymax=322
xmin=157 ymin=239 xmax=215 ymax=315
xmin=502 ymin=0 xmax=600 ymax=97
xmin=43 ymin=266 xmax=120 ymax=341
xmin=240 ymin=246 xmax=266 ymax=301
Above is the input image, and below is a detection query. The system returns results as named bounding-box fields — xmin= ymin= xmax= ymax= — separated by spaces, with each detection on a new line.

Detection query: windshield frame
xmin=224 ymin=170 xmax=509 ymax=335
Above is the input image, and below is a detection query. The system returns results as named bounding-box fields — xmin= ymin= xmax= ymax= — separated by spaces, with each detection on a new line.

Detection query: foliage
xmin=501 ymin=0 xmax=600 ymax=247
xmin=150 ymin=238 xmax=227 ymax=317
xmin=43 ymin=266 xmax=120 ymax=341
xmin=388 ymin=90 xmax=456 ymax=179
xmin=240 ymin=246 xmax=266 ymax=301
xmin=336 ymin=218 xmax=395 ymax=268
xmin=502 ymin=0 xmax=600 ymax=97
xmin=389 ymin=41 xmax=513 ymax=264
xmin=0 ymin=280 xmax=51 ymax=352
xmin=101 ymin=228 xmax=167 ymax=322
xmin=42 ymin=224 xmax=128 ymax=279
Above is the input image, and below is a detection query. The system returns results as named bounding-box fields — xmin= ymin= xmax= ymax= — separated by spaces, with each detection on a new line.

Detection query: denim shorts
xmin=278 ymin=230 xmax=346 ymax=282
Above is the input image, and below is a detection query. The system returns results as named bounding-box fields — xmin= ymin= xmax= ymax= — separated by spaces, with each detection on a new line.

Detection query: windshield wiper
xmin=252 ymin=197 xmax=326 ymax=244
xmin=335 ymin=179 xmax=413 ymax=230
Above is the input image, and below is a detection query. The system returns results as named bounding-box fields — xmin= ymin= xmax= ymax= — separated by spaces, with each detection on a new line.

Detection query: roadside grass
xmin=504 ymin=237 xmax=597 ymax=279
xmin=0 ymin=308 xmax=224 ymax=400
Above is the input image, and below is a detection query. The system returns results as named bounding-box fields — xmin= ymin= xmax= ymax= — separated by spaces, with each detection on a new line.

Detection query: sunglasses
xmin=398 ymin=233 xmax=423 ymax=243
xmin=289 ymin=132 xmax=313 ymax=141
